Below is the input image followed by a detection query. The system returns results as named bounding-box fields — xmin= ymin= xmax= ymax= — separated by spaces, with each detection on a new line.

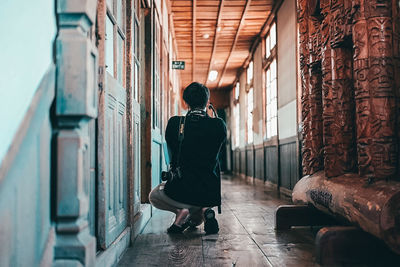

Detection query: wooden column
xmin=54 ymin=0 xmax=98 ymax=265
xmin=353 ymin=0 xmax=398 ymax=180
xmin=322 ymin=0 xmax=357 ymax=177
xmin=299 ymin=0 xmax=324 ymax=176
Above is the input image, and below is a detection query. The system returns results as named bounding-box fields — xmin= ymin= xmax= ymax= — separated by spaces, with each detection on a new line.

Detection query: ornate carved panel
xmin=299 ymin=0 xmax=399 ymax=180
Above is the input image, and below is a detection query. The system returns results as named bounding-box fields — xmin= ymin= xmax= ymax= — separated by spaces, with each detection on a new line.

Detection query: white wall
xmin=277 ymin=0 xmax=297 ymax=140
xmin=0 ymin=0 xmax=56 ymax=164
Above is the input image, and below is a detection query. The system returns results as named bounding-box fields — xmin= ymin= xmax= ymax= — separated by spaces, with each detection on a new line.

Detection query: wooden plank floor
xmin=118 ymin=175 xmax=320 ymax=267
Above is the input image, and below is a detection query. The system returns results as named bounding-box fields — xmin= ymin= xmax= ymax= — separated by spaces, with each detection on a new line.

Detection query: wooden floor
xmin=118 ymin=174 xmax=322 ymax=266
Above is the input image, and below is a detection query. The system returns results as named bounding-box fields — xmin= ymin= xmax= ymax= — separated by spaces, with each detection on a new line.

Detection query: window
xmin=265 ymin=22 xmax=277 ymax=139
xmin=266 ymin=59 xmax=277 ymax=138
xmin=265 ymin=22 xmax=276 ymax=59
xmin=105 ymin=0 xmax=126 ymax=86
xmin=247 ymin=88 xmax=253 ymax=144
xmin=247 ymin=61 xmax=253 ymax=84
xmin=235 ymin=82 xmax=240 ymax=100
xmin=234 ymin=105 xmax=240 ymax=148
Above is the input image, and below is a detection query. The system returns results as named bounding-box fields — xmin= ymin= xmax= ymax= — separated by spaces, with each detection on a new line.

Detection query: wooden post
xmin=353 ymin=0 xmax=398 ymax=180
xmin=298 ymin=0 xmax=324 ymax=176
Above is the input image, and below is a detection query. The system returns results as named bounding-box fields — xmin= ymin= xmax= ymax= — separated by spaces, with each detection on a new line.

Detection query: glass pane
xmin=135 ymin=21 xmax=140 ymax=58
xmin=117 ymin=0 xmax=124 ymax=30
xmin=266 ymin=35 xmax=270 ymax=58
xmin=271 ymin=59 xmax=277 ymax=79
xmin=106 ymin=0 xmax=113 ymax=10
xmin=235 ymin=82 xmax=239 ymax=100
xmin=270 ymin=23 xmax=276 ymax=49
xmin=247 ymin=88 xmax=253 ymax=143
xmin=271 ymin=80 xmax=277 ymax=99
xmin=117 ymin=32 xmax=124 ymax=85
xmin=106 ymin=16 xmax=114 ymax=75
xmin=134 ymin=62 xmax=139 ymax=101
xmin=247 ymin=61 xmax=253 ymax=84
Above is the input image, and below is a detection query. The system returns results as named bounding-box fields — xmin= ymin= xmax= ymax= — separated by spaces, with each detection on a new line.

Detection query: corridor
xmin=2 ymin=0 xmax=400 ymax=266
xmin=118 ymin=174 xmax=317 ymax=267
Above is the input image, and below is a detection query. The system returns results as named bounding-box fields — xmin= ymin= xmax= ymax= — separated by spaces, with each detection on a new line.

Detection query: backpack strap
xmin=175 ymin=116 xmax=186 ymax=167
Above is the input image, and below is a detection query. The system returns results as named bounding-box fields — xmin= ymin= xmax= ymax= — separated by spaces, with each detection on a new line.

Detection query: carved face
xmin=357 ymin=141 xmax=373 ymax=176
xmin=332 ymin=49 xmax=352 ymax=80
xmin=371 ymin=140 xmax=397 ymax=178
xmin=331 ymin=11 xmax=346 ymax=45
xmin=353 ymin=21 xmax=368 ymax=60
xmin=355 ymin=98 xmax=370 ymax=139
xmin=354 ymin=59 xmax=369 ymax=99
xmin=368 ymin=17 xmax=393 ymax=57
xmin=370 ymin=97 xmax=396 ymax=137
xmin=369 ymin=57 xmax=394 ymax=97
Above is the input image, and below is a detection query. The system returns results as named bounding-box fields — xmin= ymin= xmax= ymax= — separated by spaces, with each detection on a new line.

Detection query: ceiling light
xmin=203 ymin=33 xmax=210 ymax=39
xmin=208 ymin=70 xmax=218 ymax=81
xmin=217 ymin=27 xmax=221 ymax=32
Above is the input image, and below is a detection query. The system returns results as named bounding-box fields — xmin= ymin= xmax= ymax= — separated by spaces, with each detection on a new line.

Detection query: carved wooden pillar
xmin=353 ymin=0 xmax=398 ymax=180
xmin=392 ymin=2 xmax=400 ymax=179
xmin=322 ymin=0 xmax=356 ymax=177
xmin=54 ymin=0 xmax=98 ymax=265
xmin=298 ymin=0 xmax=312 ymax=175
xmin=299 ymin=0 xmax=324 ymax=175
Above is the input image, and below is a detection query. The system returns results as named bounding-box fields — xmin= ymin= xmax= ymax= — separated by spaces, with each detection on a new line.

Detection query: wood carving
xmin=292 ymin=172 xmax=400 ymax=254
xmin=322 ymin=0 xmax=356 ymax=177
xmin=298 ymin=0 xmax=399 ymax=180
xmin=299 ymin=0 xmax=324 ymax=175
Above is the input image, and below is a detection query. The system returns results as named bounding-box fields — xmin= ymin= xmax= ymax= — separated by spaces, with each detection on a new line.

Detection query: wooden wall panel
xmin=265 ymin=146 xmax=278 ymax=184
xmin=240 ymin=149 xmax=246 ymax=175
xmin=246 ymin=146 xmax=254 ymax=178
xmin=233 ymin=149 xmax=240 ymax=174
xmin=254 ymin=146 xmax=264 ymax=180
xmin=279 ymin=141 xmax=298 ymax=190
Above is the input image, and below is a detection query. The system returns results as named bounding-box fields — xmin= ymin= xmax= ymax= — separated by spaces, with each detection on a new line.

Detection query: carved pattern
xmin=299 ymin=0 xmax=399 ymax=180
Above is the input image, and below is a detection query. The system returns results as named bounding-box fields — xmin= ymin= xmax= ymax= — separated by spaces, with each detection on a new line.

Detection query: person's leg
xmin=148 ymin=183 xmax=180 ymax=214
xmin=149 ymin=183 xmax=198 ymax=227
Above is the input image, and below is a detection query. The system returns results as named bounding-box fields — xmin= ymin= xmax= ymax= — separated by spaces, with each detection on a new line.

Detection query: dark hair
xmin=183 ymin=82 xmax=210 ymax=109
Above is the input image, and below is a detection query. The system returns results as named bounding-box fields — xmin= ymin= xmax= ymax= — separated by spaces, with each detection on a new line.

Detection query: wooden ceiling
xmin=171 ymin=0 xmax=276 ymax=91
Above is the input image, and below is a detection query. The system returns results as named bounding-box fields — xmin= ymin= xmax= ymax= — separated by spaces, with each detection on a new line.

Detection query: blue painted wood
xmin=0 ymin=66 xmax=55 ymax=266
xmin=102 ymin=73 xmax=128 ymax=248
xmin=133 ymin=101 xmax=141 ymax=215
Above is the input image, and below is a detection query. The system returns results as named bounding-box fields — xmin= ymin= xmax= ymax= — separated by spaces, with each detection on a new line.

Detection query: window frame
xmin=105 ymin=0 xmax=126 ymax=87
xmin=263 ymin=21 xmax=278 ymax=140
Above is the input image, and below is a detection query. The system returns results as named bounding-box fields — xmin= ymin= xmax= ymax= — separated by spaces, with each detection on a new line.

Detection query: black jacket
xmin=164 ymin=110 xmax=227 ymax=207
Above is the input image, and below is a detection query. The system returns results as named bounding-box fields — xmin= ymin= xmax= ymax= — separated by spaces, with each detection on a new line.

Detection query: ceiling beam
xmin=217 ymin=0 xmax=252 ymax=89
xmin=205 ymin=0 xmax=225 ymax=87
xmin=192 ymin=0 xmax=196 ymax=82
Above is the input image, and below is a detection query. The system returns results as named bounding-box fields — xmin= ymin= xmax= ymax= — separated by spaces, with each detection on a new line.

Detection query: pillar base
xmin=275 ymin=205 xmax=337 ymax=230
xmin=54 ymin=228 xmax=96 ymax=267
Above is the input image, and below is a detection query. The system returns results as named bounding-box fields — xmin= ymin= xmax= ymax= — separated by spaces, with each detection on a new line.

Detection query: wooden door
xmin=97 ymin=0 xmax=128 ymax=249
xmin=151 ymin=12 xmax=163 ymax=189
